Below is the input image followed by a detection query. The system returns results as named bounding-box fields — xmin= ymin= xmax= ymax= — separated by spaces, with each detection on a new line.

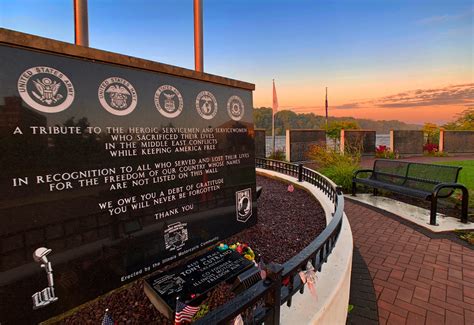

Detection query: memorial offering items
xmin=101 ymin=309 xmax=115 ymax=325
xmin=299 ymin=261 xmax=318 ymax=298
xmin=175 ymin=299 xmax=200 ymax=324
xmin=144 ymin=247 xmax=254 ymax=319
xmin=224 ymin=242 xmax=256 ymax=261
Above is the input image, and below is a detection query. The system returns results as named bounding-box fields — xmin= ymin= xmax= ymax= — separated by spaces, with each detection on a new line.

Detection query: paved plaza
xmin=346 ymin=199 xmax=474 ymax=325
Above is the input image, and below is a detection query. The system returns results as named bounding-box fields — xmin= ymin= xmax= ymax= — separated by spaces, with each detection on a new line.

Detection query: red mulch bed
xmin=55 ymin=175 xmax=326 ymax=324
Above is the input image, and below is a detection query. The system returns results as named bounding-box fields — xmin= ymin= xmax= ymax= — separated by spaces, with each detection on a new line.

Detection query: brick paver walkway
xmin=345 ymin=199 xmax=474 ymax=325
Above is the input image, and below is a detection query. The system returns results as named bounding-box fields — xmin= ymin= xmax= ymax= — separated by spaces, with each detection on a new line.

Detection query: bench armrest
xmin=432 ymin=182 xmax=468 ymax=198
xmin=353 ymin=169 xmax=373 ymax=179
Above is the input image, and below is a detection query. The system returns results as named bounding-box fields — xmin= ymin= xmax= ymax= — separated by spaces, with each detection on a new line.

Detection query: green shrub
xmin=268 ymin=149 xmax=286 ymax=161
xmin=307 ymin=145 xmax=360 ymax=192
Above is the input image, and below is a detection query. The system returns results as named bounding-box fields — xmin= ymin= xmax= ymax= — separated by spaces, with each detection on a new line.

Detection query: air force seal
xmin=154 ymin=85 xmax=183 ymax=118
xmin=17 ymin=66 xmax=75 ymax=113
xmin=98 ymin=77 xmax=137 ymax=116
xmin=195 ymin=91 xmax=218 ymax=120
xmin=227 ymin=95 xmax=244 ymax=121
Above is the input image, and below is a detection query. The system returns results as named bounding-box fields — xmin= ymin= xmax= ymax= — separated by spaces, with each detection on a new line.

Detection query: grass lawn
xmin=435 ymin=160 xmax=474 ymax=190
xmin=436 ymin=160 xmax=474 ymax=244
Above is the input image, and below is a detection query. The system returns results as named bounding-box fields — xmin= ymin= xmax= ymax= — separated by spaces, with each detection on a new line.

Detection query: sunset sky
xmin=1 ymin=0 xmax=472 ymax=124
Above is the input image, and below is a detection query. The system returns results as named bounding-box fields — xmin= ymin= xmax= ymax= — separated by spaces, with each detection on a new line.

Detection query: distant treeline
xmin=253 ymin=107 xmax=421 ymax=135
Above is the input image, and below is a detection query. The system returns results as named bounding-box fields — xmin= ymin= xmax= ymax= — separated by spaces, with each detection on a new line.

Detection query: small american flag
xmin=101 ymin=308 xmax=115 ymax=325
xmin=258 ymin=258 xmax=267 ymax=280
xmin=233 ymin=314 xmax=244 ymax=325
xmin=175 ymin=299 xmax=199 ymax=324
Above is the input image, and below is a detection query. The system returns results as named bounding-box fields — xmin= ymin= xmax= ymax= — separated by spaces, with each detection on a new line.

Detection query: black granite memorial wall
xmin=285 ymin=129 xmax=326 ymax=162
xmin=443 ymin=130 xmax=474 ymax=153
xmin=0 ymin=29 xmax=256 ymax=324
xmin=343 ymin=130 xmax=376 ymax=156
xmin=390 ymin=130 xmax=424 ymax=156
xmin=254 ymin=128 xmax=266 ymax=158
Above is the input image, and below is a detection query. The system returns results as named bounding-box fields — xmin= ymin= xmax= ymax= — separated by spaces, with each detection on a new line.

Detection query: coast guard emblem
xmin=227 ymin=95 xmax=244 ymax=121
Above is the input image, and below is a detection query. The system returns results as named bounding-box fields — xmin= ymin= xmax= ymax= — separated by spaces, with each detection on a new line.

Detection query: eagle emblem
xmin=200 ymin=95 xmax=213 ymax=114
xmin=195 ymin=91 xmax=218 ymax=120
xmin=163 ymin=93 xmax=176 ymax=112
xmin=105 ymin=85 xmax=131 ymax=109
xmin=154 ymin=85 xmax=184 ymax=118
xmin=32 ymin=77 xmax=63 ymax=105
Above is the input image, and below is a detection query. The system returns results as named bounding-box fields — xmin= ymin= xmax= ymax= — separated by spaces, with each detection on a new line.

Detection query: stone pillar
xmin=390 ymin=130 xmax=394 ymax=152
xmin=340 ymin=129 xmax=345 ymax=154
xmin=439 ymin=128 xmax=444 ymax=153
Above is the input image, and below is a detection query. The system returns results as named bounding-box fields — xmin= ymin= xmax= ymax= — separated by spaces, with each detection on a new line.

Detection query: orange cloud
xmin=285 ymin=84 xmax=473 ymax=124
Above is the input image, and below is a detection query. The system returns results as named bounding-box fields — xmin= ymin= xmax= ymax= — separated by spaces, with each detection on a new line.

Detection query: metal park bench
xmin=352 ymin=159 xmax=469 ymax=225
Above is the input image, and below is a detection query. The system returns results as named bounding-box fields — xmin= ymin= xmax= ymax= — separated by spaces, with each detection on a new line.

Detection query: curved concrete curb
xmin=257 ymin=168 xmax=354 ymax=325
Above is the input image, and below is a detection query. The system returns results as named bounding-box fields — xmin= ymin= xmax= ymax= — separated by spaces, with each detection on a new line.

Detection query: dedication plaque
xmin=0 ymin=30 xmax=256 ymax=324
xmin=144 ymin=248 xmax=254 ymax=318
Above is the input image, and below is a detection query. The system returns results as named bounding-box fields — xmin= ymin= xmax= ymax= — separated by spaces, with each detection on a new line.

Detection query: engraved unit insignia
xmin=195 ymin=91 xmax=218 ymax=120
xmin=226 ymin=95 xmax=245 ymax=121
xmin=98 ymin=77 xmax=138 ymax=116
xmin=17 ymin=66 xmax=75 ymax=113
xmin=155 ymin=85 xmax=184 ymax=118
xmin=164 ymin=222 xmax=189 ymax=252
xmin=235 ymin=188 xmax=252 ymax=222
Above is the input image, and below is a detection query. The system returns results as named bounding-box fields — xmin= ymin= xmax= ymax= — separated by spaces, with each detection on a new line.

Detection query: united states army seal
xmin=98 ymin=77 xmax=137 ymax=116
xmin=17 ymin=66 xmax=75 ymax=113
xmin=226 ymin=95 xmax=244 ymax=121
xmin=154 ymin=85 xmax=183 ymax=118
xmin=195 ymin=91 xmax=218 ymax=120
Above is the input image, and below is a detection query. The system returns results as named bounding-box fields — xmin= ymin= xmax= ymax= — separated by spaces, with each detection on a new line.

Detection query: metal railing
xmin=195 ymin=158 xmax=345 ymax=324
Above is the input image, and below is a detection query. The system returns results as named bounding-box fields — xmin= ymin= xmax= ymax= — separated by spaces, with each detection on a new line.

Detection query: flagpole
xmin=193 ymin=0 xmax=203 ymax=72
xmin=272 ymin=79 xmax=276 ymax=154
xmin=73 ymin=0 xmax=89 ymax=47
xmin=325 ymin=87 xmax=328 ymax=130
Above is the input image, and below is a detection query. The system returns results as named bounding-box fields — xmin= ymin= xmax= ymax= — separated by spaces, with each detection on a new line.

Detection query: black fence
xmin=195 ymin=158 xmax=345 ymax=324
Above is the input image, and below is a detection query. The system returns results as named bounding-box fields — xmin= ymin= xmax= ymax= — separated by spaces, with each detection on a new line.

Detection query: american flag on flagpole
xmin=272 ymin=79 xmax=279 ymax=113
xmin=272 ymin=79 xmax=279 ymax=154
xmin=175 ymin=299 xmax=199 ymax=324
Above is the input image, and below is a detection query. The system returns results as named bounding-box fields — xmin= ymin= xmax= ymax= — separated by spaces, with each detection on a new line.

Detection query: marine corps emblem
xmin=154 ymin=85 xmax=183 ymax=118
xmin=17 ymin=66 xmax=75 ymax=113
xmin=98 ymin=77 xmax=137 ymax=116
xmin=195 ymin=91 xmax=218 ymax=120
xmin=226 ymin=95 xmax=245 ymax=121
